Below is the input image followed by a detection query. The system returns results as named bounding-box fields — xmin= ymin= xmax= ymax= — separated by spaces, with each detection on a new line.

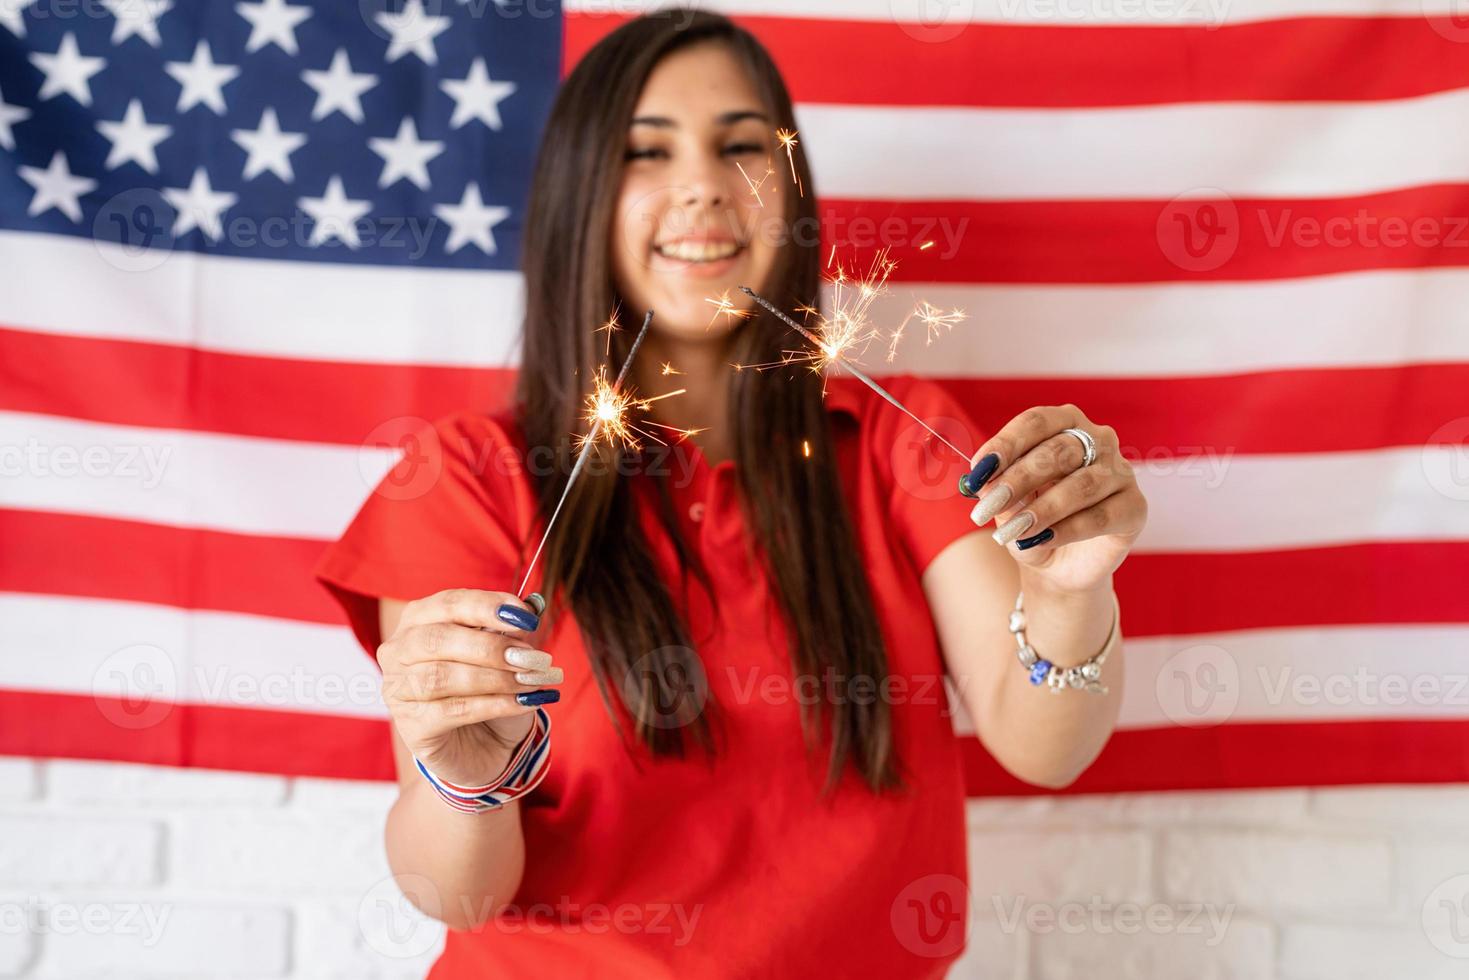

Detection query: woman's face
xmin=611 ymin=42 xmax=783 ymax=342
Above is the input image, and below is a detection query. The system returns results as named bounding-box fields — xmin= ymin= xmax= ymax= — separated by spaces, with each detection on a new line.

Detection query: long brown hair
xmin=513 ymin=11 xmax=902 ymax=793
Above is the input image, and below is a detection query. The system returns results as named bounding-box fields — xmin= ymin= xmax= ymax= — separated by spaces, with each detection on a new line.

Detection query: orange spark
xmin=887 ymin=299 xmax=967 ymax=362
xmin=775 ymin=128 xmax=801 ymax=196
xmin=704 ymin=289 xmax=755 ymax=329
xmin=735 ymin=159 xmax=775 ymax=208
xmin=595 ymin=307 xmax=621 ymax=356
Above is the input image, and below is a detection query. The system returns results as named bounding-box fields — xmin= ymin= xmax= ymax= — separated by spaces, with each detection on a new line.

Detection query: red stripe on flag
xmin=2 ymin=509 xmax=1464 ymax=636
xmin=0 ymin=690 xmax=393 ymax=781
xmin=0 ymin=326 xmax=514 ymax=445
xmin=5 ymin=328 xmax=1466 ymax=455
xmin=6 ymin=690 xmax=1467 ymax=793
xmin=961 ymin=719 xmax=1469 ymax=795
xmin=0 ymin=508 xmax=341 ymax=625
xmin=564 ymin=14 xmax=1469 ymax=107
xmin=933 ymin=364 xmax=1469 ymax=458
xmin=823 ymin=184 xmax=1469 ymax=284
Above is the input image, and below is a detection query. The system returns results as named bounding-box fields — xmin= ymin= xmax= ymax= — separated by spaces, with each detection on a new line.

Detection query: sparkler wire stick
xmin=738 ymin=286 xmax=973 ymax=463
xmin=516 ymin=310 xmax=654 ymax=611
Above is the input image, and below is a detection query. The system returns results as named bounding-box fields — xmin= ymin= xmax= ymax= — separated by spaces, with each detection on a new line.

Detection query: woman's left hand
xmin=959 ymin=404 xmax=1148 ymax=595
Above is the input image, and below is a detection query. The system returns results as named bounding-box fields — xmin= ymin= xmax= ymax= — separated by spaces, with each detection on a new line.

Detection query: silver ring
xmin=1062 ymin=427 xmax=1097 ymax=467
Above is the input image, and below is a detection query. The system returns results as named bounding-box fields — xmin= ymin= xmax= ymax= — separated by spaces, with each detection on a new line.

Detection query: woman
xmin=315 ymin=11 xmax=1147 ymax=978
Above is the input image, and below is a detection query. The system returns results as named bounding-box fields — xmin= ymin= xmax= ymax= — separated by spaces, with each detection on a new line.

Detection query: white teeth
xmin=655 ymin=240 xmax=739 ymax=262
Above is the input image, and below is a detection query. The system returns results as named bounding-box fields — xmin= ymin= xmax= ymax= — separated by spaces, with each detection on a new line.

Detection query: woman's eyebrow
xmin=629 ymin=109 xmax=770 ymax=129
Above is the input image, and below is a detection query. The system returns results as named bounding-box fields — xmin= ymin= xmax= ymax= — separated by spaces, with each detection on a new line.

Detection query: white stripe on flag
xmin=9 ymin=591 xmax=1465 ymax=728
xmin=0 ymin=411 xmax=397 ymax=539
xmin=0 ymin=231 xmax=523 ymax=368
xmin=797 ymin=88 xmax=1469 ymax=200
xmin=566 ymin=0 xmax=1469 ymax=27
xmin=3 ymin=593 xmax=384 ymax=719
xmin=2 ymin=411 xmax=1466 ymax=550
xmin=6 ymin=233 xmax=1469 ymax=377
xmin=946 ymin=622 xmax=1469 ymax=735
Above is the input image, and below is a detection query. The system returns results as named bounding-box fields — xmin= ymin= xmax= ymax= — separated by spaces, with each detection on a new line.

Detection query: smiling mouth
xmin=653 ymin=240 xmax=744 ymax=263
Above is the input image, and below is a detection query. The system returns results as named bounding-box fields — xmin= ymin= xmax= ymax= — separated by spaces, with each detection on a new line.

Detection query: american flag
xmin=2 ymin=0 xmax=1466 ymax=795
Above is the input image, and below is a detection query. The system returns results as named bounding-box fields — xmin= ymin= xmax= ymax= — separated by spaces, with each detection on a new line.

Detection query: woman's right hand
xmin=376 ymin=588 xmax=563 ymax=789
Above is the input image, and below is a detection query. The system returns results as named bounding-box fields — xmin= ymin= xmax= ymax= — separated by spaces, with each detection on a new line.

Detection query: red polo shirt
xmin=314 ymin=375 xmax=989 ymax=978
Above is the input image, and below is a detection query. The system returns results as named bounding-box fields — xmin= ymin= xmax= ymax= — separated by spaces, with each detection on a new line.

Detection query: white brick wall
xmin=2 ymin=758 xmax=1466 ymax=978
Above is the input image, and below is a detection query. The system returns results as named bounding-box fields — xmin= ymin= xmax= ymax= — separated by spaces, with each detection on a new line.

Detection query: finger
xmin=385 ymin=660 xmax=564 ymax=704
xmin=958 ymin=405 xmax=1084 ymax=497
xmin=988 ymin=459 xmax=1121 ymax=545
xmin=397 ymin=588 xmax=541 ymax=637
xmin=1006 ymin=486 xmax=1146 ymax=554
xmin=394 ymin=622 xmax=554 ymax=672
xmin=967 ymin=425 xmax=1098 ymax=528
xmin=393 ymin=694 xmax=539 ymax=741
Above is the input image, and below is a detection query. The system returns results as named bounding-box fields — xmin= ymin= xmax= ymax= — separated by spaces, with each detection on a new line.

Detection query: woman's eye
xmin=722 ymin=142 xmax=764 ymax=156
xmin=625 ymin=147 xmax=668 ymax=161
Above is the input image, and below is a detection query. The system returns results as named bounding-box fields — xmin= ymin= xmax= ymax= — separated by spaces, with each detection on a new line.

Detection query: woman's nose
xmin=676 ymin=156 xmax=729 ymax=208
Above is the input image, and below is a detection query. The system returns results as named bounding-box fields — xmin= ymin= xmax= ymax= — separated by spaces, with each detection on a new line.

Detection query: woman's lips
xmin=648 ymin=243 xmax=746 ymax=280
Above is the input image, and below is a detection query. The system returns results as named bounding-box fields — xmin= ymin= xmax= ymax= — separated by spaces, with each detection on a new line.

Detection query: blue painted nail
xmin=958 ymin=453 xmax=1000 ymax=497
xmin=497 ymin=604 xmax=539 ymax=632
xmin=516 ymin=689 xmax=560 ymax=706
xmin=1015 ymin=527 xmax=1055 ymax=551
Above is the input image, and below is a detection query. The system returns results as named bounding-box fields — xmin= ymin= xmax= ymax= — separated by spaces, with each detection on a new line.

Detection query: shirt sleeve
xmin=312 ymin=410 xmax=535 ymax=659
xmin=877 ymin=376 xmax=991 ymax=576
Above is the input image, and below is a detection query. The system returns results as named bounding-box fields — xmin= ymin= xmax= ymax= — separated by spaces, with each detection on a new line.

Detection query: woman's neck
xmin=630 ymin=331 xmax=736 ymax=466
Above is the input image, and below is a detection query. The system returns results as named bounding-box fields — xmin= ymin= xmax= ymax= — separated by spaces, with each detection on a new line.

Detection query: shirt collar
xmin=821 ymin=377 xmax=862 ymax=421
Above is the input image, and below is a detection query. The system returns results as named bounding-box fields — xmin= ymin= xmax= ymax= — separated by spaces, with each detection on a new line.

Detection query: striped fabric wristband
xmin=413 ymin=707 xmax=553 ymax=813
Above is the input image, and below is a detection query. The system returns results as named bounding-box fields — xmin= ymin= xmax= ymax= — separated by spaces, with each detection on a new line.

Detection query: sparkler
xmin=775 ymin=128 xmax=802 ymax=196
xmin=739 ymin=285 xmax=973 ymax=464
xmin=735 ymin=159 xmax=775 ymax=207
xmin=731 ymin=248 xmax=894 ymax=375
xmin=516 ymin=310 xmax=657 ymax=610
xmin=886 ymin=300 xmax=967 ymax=363
xmin=705 ymin=289 xmax=754 ymax=329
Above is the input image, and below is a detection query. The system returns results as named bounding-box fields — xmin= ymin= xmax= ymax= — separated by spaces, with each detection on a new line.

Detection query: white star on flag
xmin=440 ymin=57 xmax=516 ymax=130
xmin=18 ymin=151 xmax=96 ymax=223
xmin=96 ymin=99 xmax=172 ymax=173
xmin=165 ymin=40 xmax=240 ymax=114
xmin=302 ymin=49 xmax=379 ymax=123
xmin=299 ymin=176 xmax=372 ymax=248
xmin=102 ymin=0 xmax=172 ymax=47
xmin=433 ymin=183 xmax=510 ymax=255
xmin=0 ymin=84 xmax=31 ymax=151
xmin=0 ymin=0 xmax=38 ymax=38
xmin=162 ymin=168 xmax=237 ymax=241
xmin=231 ymin=107 xmax=307 ymax=181
xmin=374 ymin=0 xmax=451 ymax=65
xmin=236 ymin=0 xmax=311 ymax=55
xmin=30 ymin=33 xmax=107 ymax=106
xmin=368 ymin=117 xmax=444 ymax=190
